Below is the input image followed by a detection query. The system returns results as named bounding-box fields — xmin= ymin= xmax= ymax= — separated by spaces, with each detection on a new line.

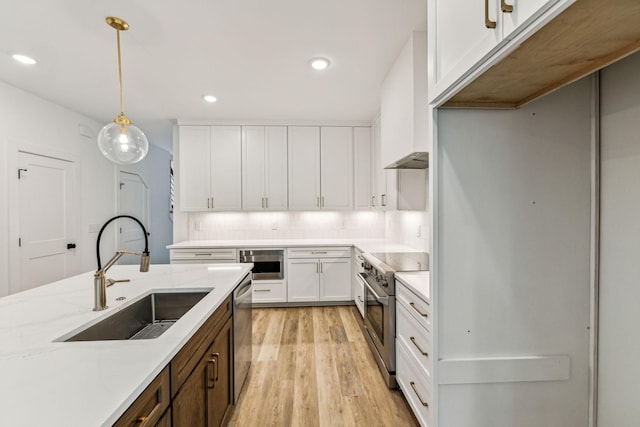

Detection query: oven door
xmin=361 ymin=273 xmax=396 ymax=372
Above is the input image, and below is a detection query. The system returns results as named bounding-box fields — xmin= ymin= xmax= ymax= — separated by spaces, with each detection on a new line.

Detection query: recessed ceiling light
xmin=203 ymin=95 xmax=217 ymax=103
xmin=310 ymin=57 xmax=330 ymax=71
xmin=12 ymin=54 xmax=37 ymax=65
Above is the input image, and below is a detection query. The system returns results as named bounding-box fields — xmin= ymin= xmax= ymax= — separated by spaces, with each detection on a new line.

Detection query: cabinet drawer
xmin=252 ymin=281 xmax=287 ymax=303
xmin=397 ymin=301 xmax=432 ymax=376
xmin=397 ymin=340 xmax=432 ymax=427
xmin=288 ymin=247 xmax=351 ymax=259
xmin=171 ymin=295 xmax=232 ymax=397
xmin=170 ymin=248 xmax=237 ymax=262
xmin=397 ymin=282 xmax=431 ymax=331
xmin=114 ymin=366 xmax=170 ymax=427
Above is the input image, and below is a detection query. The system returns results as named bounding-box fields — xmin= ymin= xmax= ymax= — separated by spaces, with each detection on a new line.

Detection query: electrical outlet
xmin=417 ymin=224 xmax=422 ymax=237
xmin=194 ymin=221 xmax=201 ymax=231
xmin=272 ymin=222 xmax=278 ymax=231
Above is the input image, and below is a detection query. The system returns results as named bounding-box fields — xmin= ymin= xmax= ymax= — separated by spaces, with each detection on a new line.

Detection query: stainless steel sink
xmin=63 ymin=290 xmax=211 ymax=342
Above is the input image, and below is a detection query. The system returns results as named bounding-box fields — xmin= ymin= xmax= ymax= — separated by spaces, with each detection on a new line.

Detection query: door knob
xmin=67 ymin=243 xmax=77 ymax=249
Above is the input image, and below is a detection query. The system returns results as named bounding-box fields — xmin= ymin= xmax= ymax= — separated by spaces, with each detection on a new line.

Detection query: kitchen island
xmin=0 ymin=263 xmax=252 ymax=427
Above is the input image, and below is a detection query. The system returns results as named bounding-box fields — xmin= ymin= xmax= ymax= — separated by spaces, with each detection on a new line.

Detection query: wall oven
xmin=239 ymin=249 xmax=284 ymax=280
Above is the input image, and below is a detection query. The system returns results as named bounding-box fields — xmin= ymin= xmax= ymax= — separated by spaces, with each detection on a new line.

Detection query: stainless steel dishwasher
xmin=233 ymin=273 xmax=253 ymax=403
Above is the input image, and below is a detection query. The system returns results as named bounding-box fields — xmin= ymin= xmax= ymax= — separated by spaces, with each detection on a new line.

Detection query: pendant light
xmin=97 ymin=17 xmax=149 ymax=165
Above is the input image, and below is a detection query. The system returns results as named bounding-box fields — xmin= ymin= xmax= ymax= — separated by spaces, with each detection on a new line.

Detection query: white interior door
xmin=15 ymin=152 xmax=76 ymax=293
xmin=117 ymin=171 xmax=149 ymax=264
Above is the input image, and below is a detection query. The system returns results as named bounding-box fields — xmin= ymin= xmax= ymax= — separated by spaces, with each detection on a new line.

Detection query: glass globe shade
xmin=97 ymin=122 xmax=149 ymax=164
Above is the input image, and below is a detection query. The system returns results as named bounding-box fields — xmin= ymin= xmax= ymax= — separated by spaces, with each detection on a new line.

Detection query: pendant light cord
xmin=116 ymin=29 xmax=124 ymax=116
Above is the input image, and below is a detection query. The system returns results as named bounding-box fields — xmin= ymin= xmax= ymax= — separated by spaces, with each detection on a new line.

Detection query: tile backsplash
xmin=385 ymin=210 xmax=429 ymax=252
xmin=189 ymin=211 xmax=386 ymax=240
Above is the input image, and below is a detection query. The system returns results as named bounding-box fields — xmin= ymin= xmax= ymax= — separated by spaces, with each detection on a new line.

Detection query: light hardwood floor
xmin=228 ymin=306 xmax=418 ymax=427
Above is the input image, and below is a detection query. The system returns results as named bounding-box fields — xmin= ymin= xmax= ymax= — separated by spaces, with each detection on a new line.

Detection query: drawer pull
xmin=358 ymin=296 xmax=364 ymax=303
xmin=485 ymin=0 xmax=497 ymax=28
xmin=410 ymin=382 xmax=429 ymax=407
xmin=312 ymin=251 xmax=328 ymax=254
xmin=255 ymin=289 xmax=271 ymax=293
xmin=195 ymin=253 xmax=213 ymax=256
xmin=410 ymin=302 xmax=429 ymax=318
xmin=410 ymin=336 xmax=429 ymax=357
xmin=501 ymin=0 xmax=513 ymax=13
xmin=136 ymin=416 xmax=149 ymax=424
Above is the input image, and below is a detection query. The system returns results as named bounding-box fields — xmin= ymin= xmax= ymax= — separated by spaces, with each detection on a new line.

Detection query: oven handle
xmin=360 ymin=273 xmax=389 ymax=305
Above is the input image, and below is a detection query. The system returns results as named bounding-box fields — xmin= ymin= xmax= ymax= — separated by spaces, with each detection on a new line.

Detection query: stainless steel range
xmin=360 ymin=251 xmax=429 ymax=388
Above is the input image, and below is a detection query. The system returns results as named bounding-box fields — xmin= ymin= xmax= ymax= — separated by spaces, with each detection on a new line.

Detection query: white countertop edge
xmin=167 ymin=238 xmax=424 ymax=254
xmin=395 ymin=271 xmax=431 ymax=303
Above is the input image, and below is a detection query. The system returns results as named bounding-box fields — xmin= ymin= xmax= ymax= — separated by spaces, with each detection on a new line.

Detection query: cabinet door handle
xmin=207 ymin=358 xmax=216 ymax=389
xmin=317 ymin=197 xmax=320 ymax=207
xmin=135 ymin=416 xmax=149 ymax=424
xmin=320 ymin=262 xmax=323 ymax=274
xmin=321 ymin=196 xmax=325 ymax=208
xmin=212 ymin=353 xmax=220 ymax=382
xmin=261 ymin=197 xmax=265 ymax=208
xmin=485 ymin=0 xmax=497 ymax=28
xmin=501 ymin=0 xmax=513 ymax=13
xmin=316 ymin=262 xmax=319 ymax=274
xmin=371 ymin=195 xmax=376 ymax=207
xmin=381 ymin=194 xmax=386 ymax=206
xmin=410 ymin=382 xmax=429 ymax=407
xmin=211 ymin=198 xmax=214 ymax=208
xmin=410 ymin=336 xmax=429 ymax=357
xmin=266 ymin=197 xmax=269 ymax=209
xmin=207 ymin=198 xmax=210 ymax=209
xmin=358 ymin=296 xmax=364 ymax=303
xmin=410 ymin=302 xmax=429 ymax=318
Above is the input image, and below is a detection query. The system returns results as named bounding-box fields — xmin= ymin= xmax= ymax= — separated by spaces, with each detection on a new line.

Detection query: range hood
xmin=384 ymin=152 xmax=429 ymax=169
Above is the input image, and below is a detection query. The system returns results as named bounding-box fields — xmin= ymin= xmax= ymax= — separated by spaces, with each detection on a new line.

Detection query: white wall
xmin=122 ymin=146 xmax=173 ymax=263
xmin=0 ymin=81 xmax=172 ymax=297
xmin=598 ymin=52 xmax=640 ymax=426
xmin=436 ymin=77 xmax=593 ymax=426
xmin=187 ymin=211 xmax=385 ymax=241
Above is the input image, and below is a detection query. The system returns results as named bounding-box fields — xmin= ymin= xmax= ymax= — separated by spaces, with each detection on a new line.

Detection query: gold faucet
xmin=93 ymin=250 xmax=150 ymax=311
xmin=94 ymin=215 xmax=150 ymax=311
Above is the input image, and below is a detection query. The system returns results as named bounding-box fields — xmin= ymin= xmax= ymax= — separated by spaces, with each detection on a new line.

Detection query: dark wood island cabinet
xmin=113 ymin=294 xmax=235 ymax=427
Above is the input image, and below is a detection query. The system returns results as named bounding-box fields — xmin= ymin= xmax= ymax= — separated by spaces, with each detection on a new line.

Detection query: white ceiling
xmin=0 ymin=0 xmax=426 ymax=152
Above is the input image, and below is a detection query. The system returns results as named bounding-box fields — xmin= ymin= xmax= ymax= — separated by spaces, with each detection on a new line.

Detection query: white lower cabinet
xmin=252 ymin=281 xmax=287 ymax=303
xmin=287 ymin=247 xmax=351 ymax=303
xmin=169 ymin=248 xmax=237 ymax=264
xmin=396 ymin=278 xmax=433 ymax=427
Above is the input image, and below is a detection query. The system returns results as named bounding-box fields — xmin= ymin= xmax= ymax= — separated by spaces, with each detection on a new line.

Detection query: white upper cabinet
xmin=178 ymin=125 xmax=241 ymax=212
xmin=381 ymin=31 xmax=428 ymax=167
xmin=372 ymin=114 xmax=398 ymax=211
xmin=428 ymin=0 xmax=575 ymax=104
xmin=354 ymin=127 xmax=373 ymax=210
xmin=320 ymin=127 xmax=353 ymax=210
xmin=179 ymin=126 xmax=211 ymax=211
xmin=242 ymin=126 xmax=288 ymax=211
xmin=288 ymin=126 xmax=321 ymax=210
xmin=210 ymin=126 xmax=242 ymax=210
xmin=288 ymin=126 xmax=354 ymax=210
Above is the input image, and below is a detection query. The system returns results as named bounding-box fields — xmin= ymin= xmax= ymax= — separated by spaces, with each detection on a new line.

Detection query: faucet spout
xmin=93 ymin=215 xmax=151 ymax=311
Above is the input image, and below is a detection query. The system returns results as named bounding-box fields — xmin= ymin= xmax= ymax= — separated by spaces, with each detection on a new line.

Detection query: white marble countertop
xmin=168 ymin=238 xmax=422 ymax=254
xmin=0 ymin=263 xmax=252 ymax=427
xmin=395 ymin=271 xmax=431 ymax=303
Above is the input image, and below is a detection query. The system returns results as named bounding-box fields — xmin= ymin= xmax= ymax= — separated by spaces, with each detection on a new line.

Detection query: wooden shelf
xmin=443 ymin=0 xmax=640 ymax=109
